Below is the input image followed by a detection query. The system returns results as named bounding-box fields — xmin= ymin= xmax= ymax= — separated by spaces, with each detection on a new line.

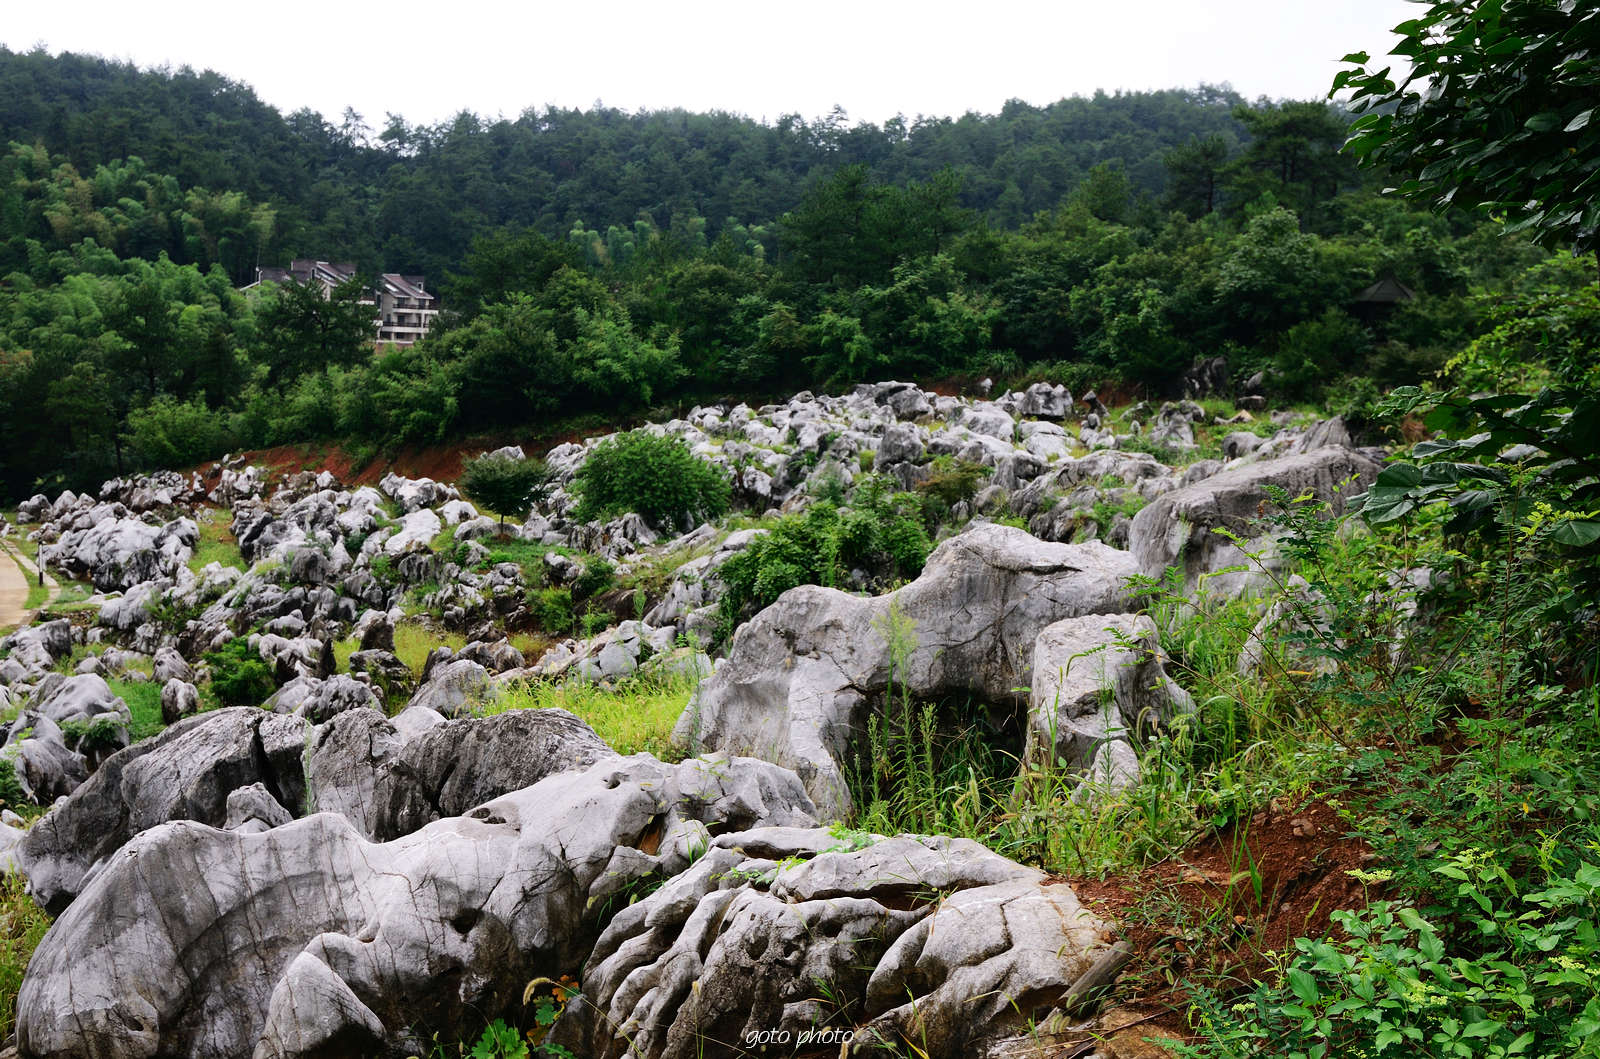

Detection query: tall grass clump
xmin=484 ymin=667 xmax=704 ymax=759
xmin=0 ymin=870 xmax=50 ymax=1038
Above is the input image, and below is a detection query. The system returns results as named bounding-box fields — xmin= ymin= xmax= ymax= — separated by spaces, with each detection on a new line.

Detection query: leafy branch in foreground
xmin=1333 ymin=1 xmax=1600 ymax=257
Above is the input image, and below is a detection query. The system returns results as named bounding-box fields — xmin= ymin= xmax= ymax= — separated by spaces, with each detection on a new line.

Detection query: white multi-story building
xmin=244 ymin=260 xmax=441 ymax=346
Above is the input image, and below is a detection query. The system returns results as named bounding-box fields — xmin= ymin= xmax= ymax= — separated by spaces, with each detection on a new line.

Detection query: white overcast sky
xmin=3 ymin=0 xmax=1415 ymax=128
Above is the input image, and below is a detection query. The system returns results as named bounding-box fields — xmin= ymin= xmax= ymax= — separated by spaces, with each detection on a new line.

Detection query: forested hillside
xmin=0 ymin=46 xmax=1587 ymax=499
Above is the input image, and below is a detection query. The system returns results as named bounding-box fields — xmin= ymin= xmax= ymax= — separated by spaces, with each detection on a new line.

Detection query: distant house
xmin=242 ymin=259 xmax=441 ymax=346
xmin=1353 ymin=273 xmax=1416 ymax=324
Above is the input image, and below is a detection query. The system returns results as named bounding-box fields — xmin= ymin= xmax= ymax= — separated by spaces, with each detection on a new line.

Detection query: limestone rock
xmin=16 ymin=755 xmax=816 ymax=1059
xmin=1128 ymin=446 xmax=1380 ymax=595
xmin=159 ymin=679 xmax=200 ymax=725
xmin=1025 ymin=614 xmax=1193 ymax=797
xmin=368 ymin=708 xmax=617 ymax=840
xmin=676 ymin=523 xmax=1139 ymax=817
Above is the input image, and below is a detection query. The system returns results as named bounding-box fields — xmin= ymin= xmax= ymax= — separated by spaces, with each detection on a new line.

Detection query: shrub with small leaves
xmin=571 ymin=430 xmax=730 ymax=532
xmin=204 ymin=637 xmax=276 ymax=709
xmin=459 ymin=453 xmax=551 ymax=528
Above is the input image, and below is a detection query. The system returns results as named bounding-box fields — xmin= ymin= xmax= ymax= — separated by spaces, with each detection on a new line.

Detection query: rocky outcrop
xmin=551 ymin=828 xmax=1112 ymax=1059
xmin=17 ymin=706 xmax=405 ymax=912
xmin=368 ymin=708 xmax=617 ymax=839
xmin=16 ymin=754 xmax=817 ymax=1059
xmin=676 ymin=523 xmax=1140 ymax=817
xmin=1025 ymin=614 xmax=1193 ymax=796
xmin=1128 ymin=444 xmax=1380 ymax=595
xmin=39 ymin=514 xmax=196 ymax=591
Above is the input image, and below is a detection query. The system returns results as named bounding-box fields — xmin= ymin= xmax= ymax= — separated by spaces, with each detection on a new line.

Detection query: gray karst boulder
xmin=265 ymin=674 xmax=383 ymax=723
xmin=224 ymin=782 xmax=294 ymax=833
xmin=1021 ymin=381 xmax=1072 ymax=419
xmin=1293 ymin=414 xmax=1353 ymax=453
xmin=151 ymin=646 xmax=193 ymax=685
xmin=960 ymin=401 xmax=1017 ymax=440
xmin=97 ymin=576 xmax=172 ymax=633
xmin=403 ymin=657 xmax=492 ymax=717
xmin=160 ymin=678 xmax=200 ymax=725
xmin=0 ymin=619 xmax=73 ymax=676
xmin=1223 ymin=430 xmax=1264 ymax=459
xmin=303 ymin=707 xmax=403 ymax=835
xmin=42 ymin=515 xmax=196 ymax=591
xmin=877 ymin=421 xmax=926 ymax=466
xmin=676 ymin=523 xmax=1140 ymax=817
xmin=17 ymin=493 xmax=52 ymax=522
xmin=354 ymin=609 xmax=395 ymax=652
xmin=551 ymin=829 xmax=1111 ymax=1059
xmin=17 ymin=708 xmax=310 ymax=912
xmin=383 ymin=507 xmax=442 ymax=556
xmin=857 ymin=879 xmax=1112 ymax=1057
xmin=1025 ymin=614 xmax=1193 ymax=797
xmin=368 ymin=708 xmax=617 ymax=840
xmin=29 ymin=673 xmax=132 ymax=733
xmin=1 ymin=714 xmax=88 ymax=804
xmin=1128 ymin=445 xmax=1381 ymax=595
xmin=249 ymin=632 xmax=334 ymax=685
xmin=16 ymin=754 xmax=817 ymax=1059
xmin=379 ymin=472 xmax=458 ymax=513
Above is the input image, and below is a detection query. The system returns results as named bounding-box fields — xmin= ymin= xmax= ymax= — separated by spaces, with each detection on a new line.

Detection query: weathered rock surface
xmin=1128 ymin=445 xmax=1380 ymax=595
xmin=40 ymin=514 xmax=196 ymax=591
xmin=16 ymin=754 xmax=817 ymax=1059
xmin=676 ymin=522 xmax=1140 ymax=816
xmin=552 ymin=829 xmax=1112 ymax=1059
xmin=17 ymin=707 xmax=310 ymax=913
xmin=368 ymin=708 xmax=617 ymax=839
xmin=1026 ymin=614 xmax=1193 ymax=796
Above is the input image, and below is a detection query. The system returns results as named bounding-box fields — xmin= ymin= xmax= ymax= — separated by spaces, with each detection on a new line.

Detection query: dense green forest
xmin=0 ymin=45 xmax=1589 ymax=498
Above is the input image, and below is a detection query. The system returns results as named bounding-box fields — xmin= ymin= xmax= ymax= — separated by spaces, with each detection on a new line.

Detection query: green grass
xmin=486 ymin=670 xmax=699 ymax=759
xmin=188 ymin=507 xmax=245 ymax=573
xmin=428 ymin=522 xmax=458 ymax=553
xmin=393 ymin=622 xmax=466 ymax=674
xmin=0 ymin=870 xmax=51 ymax=1040
xmin=37 ymin=582 xmax=95 ymax=614
xmin=21 ymin=579 xmax=48 ymax=611
xmin=108 ymin=678 xmax=164 ymax=741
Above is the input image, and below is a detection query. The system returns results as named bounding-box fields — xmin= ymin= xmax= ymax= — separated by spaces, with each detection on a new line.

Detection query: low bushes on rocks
xmin=572 ymin=430 xmax=731 ymax=532
xmin=203 ymin=638 xmax=276 ymax=708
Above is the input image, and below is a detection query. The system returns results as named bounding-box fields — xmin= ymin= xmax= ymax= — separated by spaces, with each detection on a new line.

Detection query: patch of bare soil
xmin=1063 ymin=798 xmax=1374 ymax=1049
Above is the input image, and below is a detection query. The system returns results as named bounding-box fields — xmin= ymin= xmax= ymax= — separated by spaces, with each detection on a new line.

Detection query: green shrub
xmin=204 ymin=638 xmax=276 ymax=708
xmin=718 ymin=482 xmax=930 ymax=638
xmin=126 ymin=393 xmax=235 ymax=470
xmin=914 ymin=458 xmax=988 ymax=516
xmin=571 ymin=430 xmax=730 ymax=531
xmin=0 ymin=756 xmax=25 ymax=812
xmin=531 ymin=587 xmax=575 ymax=635
xmin=1174 ymin=852 xmax=1600 ymax=1059
xmin=571 ymin=557 xmax=615 ymax=601
xmin=459 ymin=453 xmax=551 ymax=527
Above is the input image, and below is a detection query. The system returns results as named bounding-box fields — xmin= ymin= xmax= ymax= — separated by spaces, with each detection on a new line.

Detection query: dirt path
xmin=0 ymin=543 xmax=28 ymax=632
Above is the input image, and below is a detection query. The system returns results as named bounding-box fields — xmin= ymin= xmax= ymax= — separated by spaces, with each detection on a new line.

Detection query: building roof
xmin=379 ymin=273 xmax=432 ymax=301
xmin=1356 ymin=274 xmax=1416 ymax=304
xmin=243 ymin=261 xmax=438 ymax=311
